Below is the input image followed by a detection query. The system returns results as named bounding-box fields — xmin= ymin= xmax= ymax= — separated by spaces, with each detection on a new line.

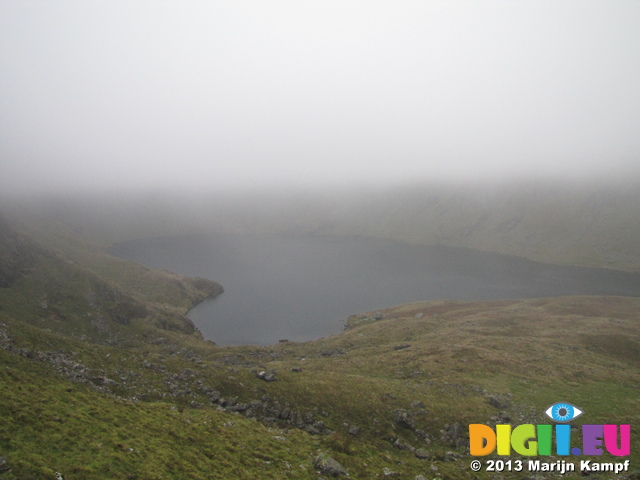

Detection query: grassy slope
xmin=0 ymin=211 xmax=639 ymax=479
xmin=310 ymin=181 xmax=640 ymax=272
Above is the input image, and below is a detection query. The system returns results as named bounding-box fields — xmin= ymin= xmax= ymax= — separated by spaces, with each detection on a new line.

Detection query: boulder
xmin=393 ymin=436 xmax=415 ymax=451
xmin=314 ymin=453 xmax=348 ymax=477
xmin=414 ymin=448 xmax=430 ymax=459
xmin=209 ymin=390 xmax=221 ymax=403
xmin=392 ymin=409 xmax=416 ymax=429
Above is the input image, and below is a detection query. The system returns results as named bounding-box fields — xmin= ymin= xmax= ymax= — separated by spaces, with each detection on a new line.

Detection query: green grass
xmin=3 ymin=291 xmax=639 ymax=478
xmin=0 ymin=349 xmax=324 ymax=480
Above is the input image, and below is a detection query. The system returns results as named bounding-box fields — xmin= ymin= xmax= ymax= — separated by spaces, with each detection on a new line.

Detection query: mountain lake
xmin=110 ymin=233 xmax=640 ymax=345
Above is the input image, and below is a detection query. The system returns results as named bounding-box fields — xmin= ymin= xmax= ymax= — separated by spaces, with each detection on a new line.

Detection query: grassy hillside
xmin=0 ymin=212 xmax=223 ymax=342
xmin=210 ymin=181 xmax=640 ymax=272
xmin=0 ymin=209 xmax=639 ymax=479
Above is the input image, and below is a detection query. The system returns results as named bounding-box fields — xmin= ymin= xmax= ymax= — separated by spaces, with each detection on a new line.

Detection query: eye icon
xmin=545 ymin=402 xmax=584 ymax=422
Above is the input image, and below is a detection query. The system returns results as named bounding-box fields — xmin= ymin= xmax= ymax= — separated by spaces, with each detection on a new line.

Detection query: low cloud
xmin=2 ymin=0 xmax=639 ymax=197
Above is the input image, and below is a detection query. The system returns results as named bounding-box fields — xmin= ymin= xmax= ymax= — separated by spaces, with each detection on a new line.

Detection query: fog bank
xmin=2 ymin=1 xmax=640 ymax=196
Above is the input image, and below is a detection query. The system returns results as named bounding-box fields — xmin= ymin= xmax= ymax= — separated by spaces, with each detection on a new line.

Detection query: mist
xmin=2 ymin=0 xmax=640 ymax=197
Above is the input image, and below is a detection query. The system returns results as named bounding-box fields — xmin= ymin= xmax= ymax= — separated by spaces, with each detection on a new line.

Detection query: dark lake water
xmin=110 ymin=234 xmax=640 ymax=346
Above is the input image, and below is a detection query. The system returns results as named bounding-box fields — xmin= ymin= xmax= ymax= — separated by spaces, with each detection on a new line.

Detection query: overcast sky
xmin=1 ymin=0 xmax=640 ymax=196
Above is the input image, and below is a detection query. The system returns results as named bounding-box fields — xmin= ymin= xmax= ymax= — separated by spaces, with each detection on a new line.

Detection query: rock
xmin=441 ymin=422 xmax=463 ymax=444
xmin=290 ymin=367 xmax=303 ymax=372
xmin=314 ymin=453 xmax=347 ymax=477
xmin=382 ymin=467 xmax=399 ymax=477
xmin=0 ymin=457 xmax=10 ymax=473
xmin=410 ymin=401 xmax=426 ymax=409
xmin=488 ymin=396 xmax=507 ymax=409
xmin=91 ymin=375 xmax=117 ymax=386
xmin=392 ymin=409 xmax=416 ymax=429
xmin=279 ymin=407 xmax=291 ymax=419
xmin=443 ymin=451 xmax=462 ymax=461
xmin=415 ymin=312 xmax=424 ymax=319
xmin=393 ymin=436 xmax=415 ymax=451
xmin=373 ymin=311 xmax=385 ymax=320
xmin=348 ymin=425 xmax=361 ymax=436
xmin=268 ymin=401 xmax=282 ymax=418
xmin=305 ymin=425 xmax=323 ymax=435
xmin=228 ymin=403 xmax=248 ymax=412
xmin=256 ymin=370 xmax=277 ymax=382
xmin=415 ymin=476 xmax=427 ymax=480
xmin=393 ymin=344 xmax=411 ymax=351
xmin=414 ymin=448 xmax=430 ymax=459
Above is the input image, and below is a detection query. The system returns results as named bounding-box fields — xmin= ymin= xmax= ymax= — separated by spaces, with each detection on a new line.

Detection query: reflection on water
xmin=110 ymin=234 xmax=640 ymax=346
